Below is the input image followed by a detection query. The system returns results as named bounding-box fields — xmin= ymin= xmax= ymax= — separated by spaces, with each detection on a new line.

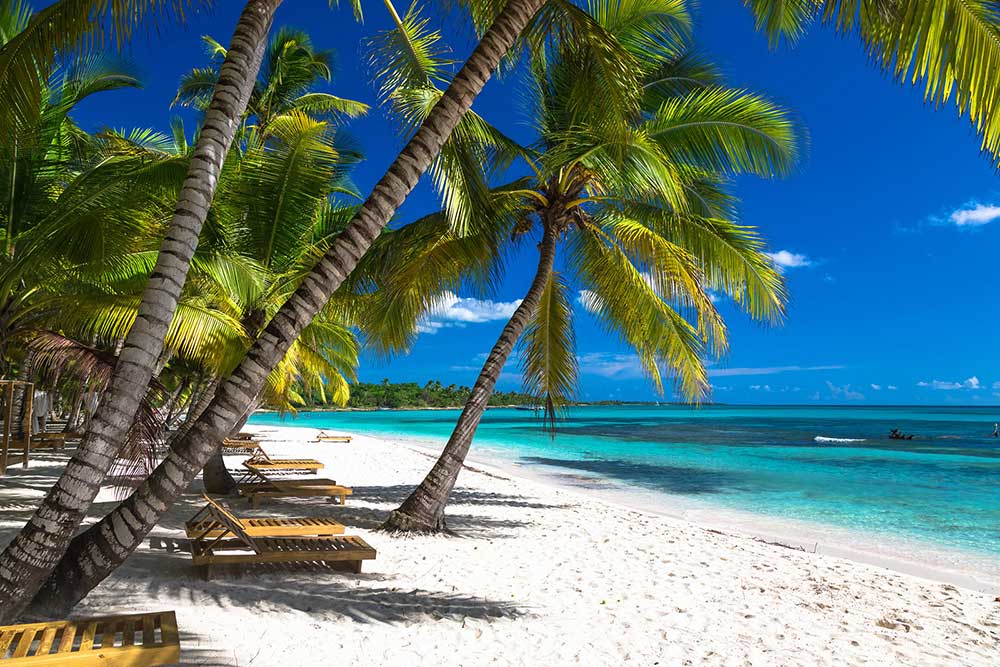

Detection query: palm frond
xmin=619 ymin=199 xmax=788 ymax=324
xmin=643 ymin=85 xmax=800 ymax=178
xmin=519 ymin=270 xmax=577 ymax=432
xmin=290 ymin=92 xmax=369 ymax=120
xmin=22 ymin=329 xmax=166 ymax=491
xmin=0 ymin=0 xmax=202 ymax=145
xmin=570 ymin=225 xmax=710 ymax=401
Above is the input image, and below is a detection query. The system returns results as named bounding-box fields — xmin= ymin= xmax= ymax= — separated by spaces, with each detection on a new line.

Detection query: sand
xmin=2 ymin=425 xmax=998 ymax=666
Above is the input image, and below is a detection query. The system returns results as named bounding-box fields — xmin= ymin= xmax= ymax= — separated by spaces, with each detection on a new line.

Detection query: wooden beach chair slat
xmin=12 ymin=629 xmax=35 ymax=658
xmin=55 ymin=624 xmax=76 ymax=654
xmin=0 ymin=629 xmax=17 ymax=657
xmin=121 ymin=619 xmax=133 ymax=647
xmin=78 ymin=622 xmax=97 ymax=651
xmin=34 ymin=629 xmax=56 ymax=657
xmin=142 ymin=615 xmax=155 ymax=646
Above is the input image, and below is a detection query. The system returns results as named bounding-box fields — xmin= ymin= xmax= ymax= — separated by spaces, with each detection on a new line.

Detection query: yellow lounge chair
xmin=237 ymin=468 xmax=352 ymax=508
xmin=0 ymin=610 xmax=180 ymax=665
xmin=186 ymin=494 xmax=344 ymax=539
xmin=188 ymin=496 xmax=375 ymax=578
xmin=314 ymin=431 xmax=351 ymax=443
xmin=220 ymin=437 xmax=263 ymax=455
xmin=242 ymin=450 xmax=323 ymax=475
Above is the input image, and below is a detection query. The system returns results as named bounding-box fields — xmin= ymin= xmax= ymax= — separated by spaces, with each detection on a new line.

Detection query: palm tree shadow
xmin=130 ymin=547 xmax=525 ymax=625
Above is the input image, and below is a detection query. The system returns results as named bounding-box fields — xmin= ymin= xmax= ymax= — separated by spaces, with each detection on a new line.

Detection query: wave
xmin=814 ymin=436 xmax=866 ymax=443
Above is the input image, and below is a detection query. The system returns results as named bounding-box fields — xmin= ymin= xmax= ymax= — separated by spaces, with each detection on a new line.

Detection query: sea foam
xmin=814 ymin=436 xmax=866 ymax=443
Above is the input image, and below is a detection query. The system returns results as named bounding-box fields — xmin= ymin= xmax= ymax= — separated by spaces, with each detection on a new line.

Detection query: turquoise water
xmin=249 ymin=405 xmax=1000 ymax=558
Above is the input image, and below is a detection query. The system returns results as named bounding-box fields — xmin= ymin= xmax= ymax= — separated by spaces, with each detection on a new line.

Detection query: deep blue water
xmin=249 ymin=405 xmax=1000 ymax=557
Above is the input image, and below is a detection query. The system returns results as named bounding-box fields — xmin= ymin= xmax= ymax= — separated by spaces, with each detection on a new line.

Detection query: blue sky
xmin=71 ymin=0 xmax=1000 ymax=404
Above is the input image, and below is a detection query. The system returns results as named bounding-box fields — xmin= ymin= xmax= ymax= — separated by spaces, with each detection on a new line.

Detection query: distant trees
xmin=295 ymin=380 xmax=536 ymax=409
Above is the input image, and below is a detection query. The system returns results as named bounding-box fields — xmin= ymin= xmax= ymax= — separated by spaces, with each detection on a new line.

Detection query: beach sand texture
xmin=1 ymin=425 xmax=998 ymax=666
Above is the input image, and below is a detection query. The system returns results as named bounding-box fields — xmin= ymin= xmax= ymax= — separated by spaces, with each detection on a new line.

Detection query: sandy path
xmin=1 ymin=425 xmax=998 ymax=665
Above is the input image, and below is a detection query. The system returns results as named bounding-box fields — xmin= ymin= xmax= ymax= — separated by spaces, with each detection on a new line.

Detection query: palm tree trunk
xmin=0 ymin=0 xmax=281 ymax=623
xmin=383 ymin=226 xmax=556 ymax=532
xmin=26 ymin=0 xmax=547 ymax=617
xmin=185 ymin=377 xmax=236 ymax=495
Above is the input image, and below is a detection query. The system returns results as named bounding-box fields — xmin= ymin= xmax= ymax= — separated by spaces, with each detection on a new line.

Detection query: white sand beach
xmin=2 ymin=425 xmax=999 ymax=666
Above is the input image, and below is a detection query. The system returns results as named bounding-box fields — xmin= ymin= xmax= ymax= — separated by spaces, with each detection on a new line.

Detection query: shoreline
xmin=4 ymin=423 xmax=998 ymax=664
xmin=291 ymin=424 xmax=1000 ymax=595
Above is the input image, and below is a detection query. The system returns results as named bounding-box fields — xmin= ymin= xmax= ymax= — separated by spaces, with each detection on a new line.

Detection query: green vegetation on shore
xmin=300 ymin=380 xmax=537 ymax=409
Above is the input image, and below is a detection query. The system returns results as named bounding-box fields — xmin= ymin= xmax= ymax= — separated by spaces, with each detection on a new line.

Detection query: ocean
xmin=249 ymin=404 xmax=1000 ymax=563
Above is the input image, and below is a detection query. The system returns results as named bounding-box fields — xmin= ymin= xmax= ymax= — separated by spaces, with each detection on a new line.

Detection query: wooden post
xmin=1 ymin=381 xmax=13 ymax=475
xmin=22 ymin=382 xmax=32 ymax=469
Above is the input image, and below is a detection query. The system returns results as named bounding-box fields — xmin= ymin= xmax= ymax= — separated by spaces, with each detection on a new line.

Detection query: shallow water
xmin=249 ymin=405 xmax=1000 ymax=559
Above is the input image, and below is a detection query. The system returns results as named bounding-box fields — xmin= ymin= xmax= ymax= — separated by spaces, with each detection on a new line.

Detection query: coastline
xmin=362 ymin=429 xmax=1000 ymax=595
xmin=5 ymin=422 xmax=998 ymax=665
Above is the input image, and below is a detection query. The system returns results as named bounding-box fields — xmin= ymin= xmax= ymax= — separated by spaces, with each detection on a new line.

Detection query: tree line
xmin=318 ymin=380 xmax=538 ymax=409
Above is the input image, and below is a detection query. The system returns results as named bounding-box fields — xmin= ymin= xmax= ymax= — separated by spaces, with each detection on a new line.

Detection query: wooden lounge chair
xmin=237 ymin=468 xmax=352 ymax=509
xmin=314 ymin=431 xmax=351 ymax=443
xmin=188 ymin=495 xmax=375 ymax=578
xmin=0 ymin=610 xmax=180 ymax=665
xmin=30 ymin=433 xmax=67 ymax=451
xmin=242 ymin=450 xmax=323 ymax=475
xmin=220 ymin=437 xmax=263 ymax=455
xmin=185 ymin=495 xmax=344 ymax=539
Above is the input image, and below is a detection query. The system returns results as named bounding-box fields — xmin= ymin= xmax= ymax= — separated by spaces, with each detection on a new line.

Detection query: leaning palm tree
xmin=379 ymin=0 xmax=797 ymax=531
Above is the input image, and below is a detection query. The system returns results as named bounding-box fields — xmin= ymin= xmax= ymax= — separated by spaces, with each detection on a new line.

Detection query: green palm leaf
xmin=519 ymin=270 xmax=578 ymax=432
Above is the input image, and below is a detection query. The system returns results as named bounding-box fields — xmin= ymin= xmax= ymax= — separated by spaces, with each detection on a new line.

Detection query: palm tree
xmin=0 ymin=0 xmax=285 ymax=622
xmin=379 ymin=0 xmax=797 ymax=531
xmin=166 ymin=28 xmax=368 ymax=492
xmin=172 ymin=27 xmax=369 ymax=147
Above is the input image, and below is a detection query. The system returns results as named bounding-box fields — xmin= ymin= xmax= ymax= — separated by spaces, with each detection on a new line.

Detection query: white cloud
xmin=707 ymin=364 xmax=844 ymax=377
xmin=916 ymin=376 xmax=980 ymax=391
xmin=949 ymin=202 xmax=1000 ymax=227
xmin=418 ymin=292 xmax=521 ymax=334
xmin=577 ymin=353 xmax=644 ymax=379
xmin=992 ymin=381 xmax=1000 ymax=390
xmin=577 ymin=290 xmax=600 ymax=313
xmin=749 ymin=384 xmax=801 ymax=393
xmin=870 ymin=384 xmax=881 ymax=391
xmin=826 ymin=381 xmax=865 ymax=401
xmin=887 ymin=385 xmax=898 ymax=390
xmin=766 ymin=250 xmax=812 ymax=269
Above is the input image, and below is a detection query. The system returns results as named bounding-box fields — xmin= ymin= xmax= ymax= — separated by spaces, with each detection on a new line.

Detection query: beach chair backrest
xmin=245 ymin=446 xmax=273 ymax=464
xmin=200 ymin=493 xmax=261 ymax=553
xmin=240 ymin=461 xmax=271 ymax=480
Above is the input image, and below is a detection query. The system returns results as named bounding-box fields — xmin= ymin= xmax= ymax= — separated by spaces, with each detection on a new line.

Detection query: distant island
xmin=298 ymin=380 xmax=537 ymax=410
xmin=287 ymin=379 xmax=694 ymax=411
